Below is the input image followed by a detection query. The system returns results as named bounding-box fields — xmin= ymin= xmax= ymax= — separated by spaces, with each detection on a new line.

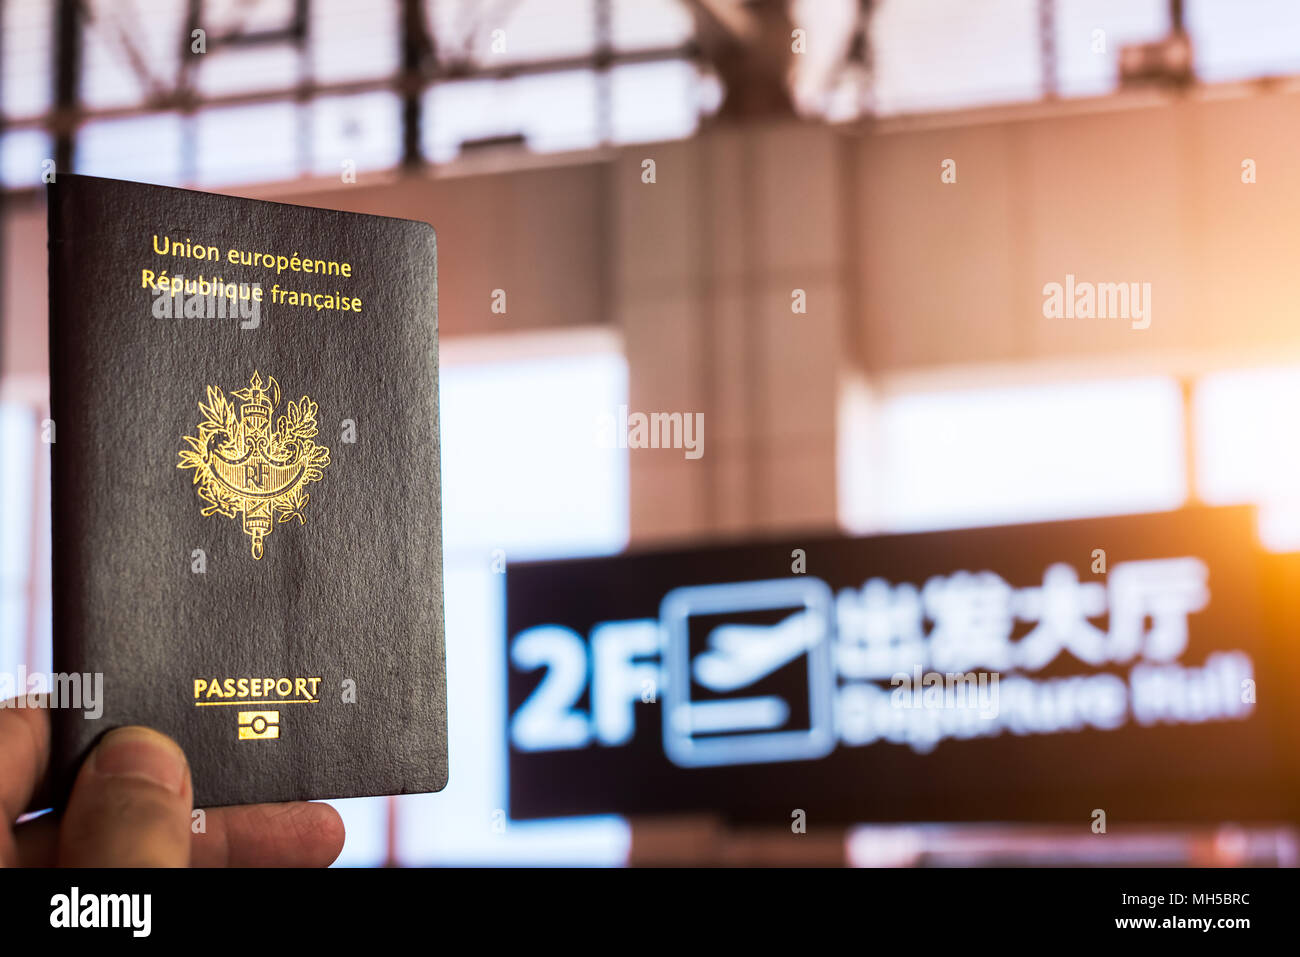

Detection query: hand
xmin=0 ymin=697 xmax=345 ymax=867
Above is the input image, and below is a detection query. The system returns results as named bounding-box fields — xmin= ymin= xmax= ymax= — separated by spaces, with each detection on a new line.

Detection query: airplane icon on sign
xmin=693 ymin=610 xmax=824 ymax=692
xmin=660 ymin=578 xmax=836 ymax=767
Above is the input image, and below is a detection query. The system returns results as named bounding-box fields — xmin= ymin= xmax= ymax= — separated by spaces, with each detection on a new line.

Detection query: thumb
xmin=58 ymin=727 xmax=193 ymax=867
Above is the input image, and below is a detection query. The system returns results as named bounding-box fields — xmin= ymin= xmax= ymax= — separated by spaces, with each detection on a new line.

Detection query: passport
xmin=47 ymin=174 xmax=447 ymax=807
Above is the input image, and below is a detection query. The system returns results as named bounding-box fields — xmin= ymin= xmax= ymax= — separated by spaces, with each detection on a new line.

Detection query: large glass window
xmin=1195 ymin=364 xmax=1300 ymax=551
xmin=840 ymin=375 xmax=1187 ymax=533
xmin=393 ymin=330 xmax=630 ymax=865
xmin=0 ymin=402 xmax=37 ymax=678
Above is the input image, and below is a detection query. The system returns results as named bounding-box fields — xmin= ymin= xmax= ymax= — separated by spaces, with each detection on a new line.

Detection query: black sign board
xmin=506 ymin=507 xmax=1300 ymax=824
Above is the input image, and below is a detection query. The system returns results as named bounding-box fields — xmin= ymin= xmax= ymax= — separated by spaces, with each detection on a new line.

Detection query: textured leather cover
xmin=48 ymin=174 xmax=447 ymax=807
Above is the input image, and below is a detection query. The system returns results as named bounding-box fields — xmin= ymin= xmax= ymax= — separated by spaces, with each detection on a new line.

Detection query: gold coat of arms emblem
xmin=178 ymin=371 xmax=331 ymax=559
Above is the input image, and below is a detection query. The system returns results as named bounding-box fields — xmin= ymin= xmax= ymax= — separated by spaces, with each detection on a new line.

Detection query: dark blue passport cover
xmin=48 ymin=174 xmax=448 ymax=807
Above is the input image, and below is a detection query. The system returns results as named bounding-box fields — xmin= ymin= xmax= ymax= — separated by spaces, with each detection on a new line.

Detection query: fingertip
xmin=91 ymin=727 xmax=189 ymax=795
xmin=301 ymin=802 xmax=347 ymax=867
xmin=59 ymin=725 xmax=193 ymax=867
xmin=191 ymin=801 xmax=347 ymax=868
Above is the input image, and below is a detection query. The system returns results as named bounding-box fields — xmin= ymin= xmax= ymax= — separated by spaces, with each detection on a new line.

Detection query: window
xmin=77 ymin=113 xmax=185 ymax=186
xmin=1054 ymin=0 xmax=1169 ymax=98
xmin=1187 ymin=0 xmax=1300 ymax=82
xmin=423 ymin=70 xmax=601 ymax=162
xmin=0 ymin=129 xmax=52 ymax=188
xmin=2 ymin=0 xmax=706 ymax=191
xmin=840 ymin=375 xmax=1187 ymax=533
xmin=0 ymin=400 xmax=48 ymax=680
xmin=394 ymin=329 xmax=630 ymax=865
xmin=2 ymin=0 xmax=54 ymax=118
xmin=869 ymin=0 xmax=1042 ymax=115
xmin=1195 ymin=365 xmax=1300 ymax=551
xmin=0 ymin=403 xmax=35 ymax=676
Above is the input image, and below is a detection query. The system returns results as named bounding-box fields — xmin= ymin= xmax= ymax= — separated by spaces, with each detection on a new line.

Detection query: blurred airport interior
xmin=3 ymin=0 xmax=1300 ymax=865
